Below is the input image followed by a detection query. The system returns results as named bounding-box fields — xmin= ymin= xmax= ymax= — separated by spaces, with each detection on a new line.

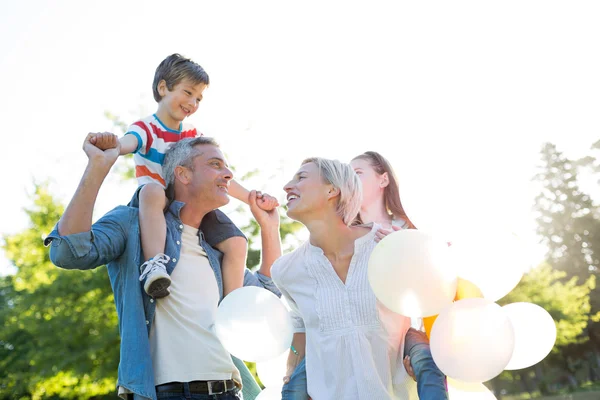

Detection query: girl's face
xmin=350 ymin=158 xmax=388 ymax=208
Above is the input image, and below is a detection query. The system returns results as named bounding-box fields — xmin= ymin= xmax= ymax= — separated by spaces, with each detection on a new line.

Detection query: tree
xmin=0 ymin=184 xmax=120 ymax=399
xmin=526 ymin=141 xmax=600 ymax=392
xmin=534 ymin=143 xmax=600 ymax=281
xmin=492 ymin=263 xmax=596 ymax=394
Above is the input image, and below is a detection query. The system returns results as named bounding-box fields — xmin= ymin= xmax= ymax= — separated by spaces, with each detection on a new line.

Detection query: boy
xmin=92 ymin=53 xmax=277 ymax=298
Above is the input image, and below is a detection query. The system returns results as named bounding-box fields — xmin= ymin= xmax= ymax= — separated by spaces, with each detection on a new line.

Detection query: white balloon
xmin=257 ymin=350 xmax=289 ymax=388
xmin=368 ymin=229 xmax=457 ymax=317
xmin=215 ymin=286 xmax=294 ymax=362
xmin=502 ymin=302 xmax=557 ymax=370
xmin=447 ymin=378 xmax=498 ymax=400
xmin=430 ymin=298 xmax=515 ymax=383
xmin=255 ymin=386 xmax=284 ymax=400
xmin=449 ymin=230 xmax=528 ymax=302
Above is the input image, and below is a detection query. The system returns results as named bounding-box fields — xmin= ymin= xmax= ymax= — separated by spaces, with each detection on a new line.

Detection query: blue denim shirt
xmin=45 ymin=199 xmax=280 ymax=400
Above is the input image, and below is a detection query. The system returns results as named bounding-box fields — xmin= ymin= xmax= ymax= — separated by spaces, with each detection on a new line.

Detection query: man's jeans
xmin=282 ymin=328 xmax=448 ymax=400
xmin=155 ymin=382 xmax=242 ymax=400
xmin=404 ymin=328 xmax=448 ymax=400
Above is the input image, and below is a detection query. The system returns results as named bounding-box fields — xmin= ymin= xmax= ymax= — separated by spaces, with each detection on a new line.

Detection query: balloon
xmin=430 ymin=298 xmax=515 ymax=383
xmin=447 ymin=378 xmax=498 ymax=400
xmin=502 ymin=302 xmax=557 ymax=370
xmin=215 ymin=286 xmax=293 ymax=362
xmin=256 ymin=350 xmax=289 ymax=388
xmin=449 ymin=230 xmax=528 ymax=302
xmin=255 ymin=386 xmax=284 ymax=400
xmin=368 ymin=229 xmax=457 ymax=317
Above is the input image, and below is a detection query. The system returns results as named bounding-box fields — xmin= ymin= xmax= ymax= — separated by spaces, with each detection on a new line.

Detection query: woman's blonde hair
xmin=302 ymin=157 xmax=362 ymax=226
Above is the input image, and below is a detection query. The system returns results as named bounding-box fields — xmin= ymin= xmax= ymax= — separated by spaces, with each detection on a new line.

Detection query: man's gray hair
xmin=301 ymin=157 xmax=362 ymax=226
xmin=163 ymin=136 xmax=219 ymax=189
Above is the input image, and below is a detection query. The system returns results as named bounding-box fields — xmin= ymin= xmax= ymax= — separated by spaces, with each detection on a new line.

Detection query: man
xmin=45 ymin=134 xmax=282 ymax=400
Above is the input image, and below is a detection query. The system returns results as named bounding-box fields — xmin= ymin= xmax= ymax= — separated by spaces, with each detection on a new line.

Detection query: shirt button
xmin=172 ymin=258 xmax=177 ymax=262
xmin=179 ymin=224 xmax=183 ymax=229
xmin=150 ymin=299 xmax=154 ymax=303
xmin=176 ymin=241 xmax=180 ymax=245
xmin=145 ymin=320 xmax=149 ymax=325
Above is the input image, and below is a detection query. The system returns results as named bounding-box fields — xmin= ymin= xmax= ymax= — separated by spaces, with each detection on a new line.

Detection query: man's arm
xmin=57 ymin=133 xmax=120 ymax=236
xmin=47 ymin=133 xmax=128 ymax=271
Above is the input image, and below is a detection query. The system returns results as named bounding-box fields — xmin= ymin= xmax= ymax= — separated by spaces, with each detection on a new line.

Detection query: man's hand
xmin=83 ymin=132 xmax=120 ymax=170
xmin=375 ymin=224 xmax=402 ymax=242
xmin=249 ymin=190 xmax=280 ymax=229
xmin=256 ymin=192 xmax=279 ymax=211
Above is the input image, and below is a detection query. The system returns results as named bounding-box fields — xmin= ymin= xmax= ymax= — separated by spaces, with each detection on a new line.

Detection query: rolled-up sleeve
xmin=44 ymin=206 xmax=132 ymax=270
xmin=243 ymin=269 xmax=282 ymax=297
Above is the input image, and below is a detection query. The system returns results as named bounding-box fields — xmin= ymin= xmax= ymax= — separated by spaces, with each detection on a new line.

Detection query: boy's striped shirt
xmin=125 ymin=114 xmax=200 ymax=187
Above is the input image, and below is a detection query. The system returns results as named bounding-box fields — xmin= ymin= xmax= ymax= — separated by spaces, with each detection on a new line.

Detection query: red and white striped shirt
xmin=126 ymin=114 xmax=200 ymax=187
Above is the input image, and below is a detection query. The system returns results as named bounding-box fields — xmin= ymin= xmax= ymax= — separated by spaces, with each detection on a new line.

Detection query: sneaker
xmin=139 ymin=253 xmax=171 ymax=298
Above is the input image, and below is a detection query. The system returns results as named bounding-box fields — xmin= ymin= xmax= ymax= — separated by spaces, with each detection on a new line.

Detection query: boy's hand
xmin=90 ymin=132 xmax=119 ymax=150
xmin=256 ymin=192 xmax=279 ymax=211
xmin=83 ymin=133 xmax=120 ymax=169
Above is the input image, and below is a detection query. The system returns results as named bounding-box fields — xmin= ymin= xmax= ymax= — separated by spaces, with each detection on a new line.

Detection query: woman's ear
xmin=327 ymin=186 xmax=341 ymax=199
xmin=174 ymin=165 xmax=191 ymax=185
xmin=380 ymin=172 xmax=390 ymax=188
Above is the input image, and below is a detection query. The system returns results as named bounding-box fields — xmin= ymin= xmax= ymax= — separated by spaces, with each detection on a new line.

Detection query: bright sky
xmin=1 ymin=0 xmax=599 ymax=275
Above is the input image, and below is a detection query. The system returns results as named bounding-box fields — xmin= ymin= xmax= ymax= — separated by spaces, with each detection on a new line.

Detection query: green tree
xmin=527 ymin=142 xmax=600 ymax=392
xmin=1 ymin=184 xmax=120 ymax=399
xmin=492 ymin=263 xmax=596 ymax=394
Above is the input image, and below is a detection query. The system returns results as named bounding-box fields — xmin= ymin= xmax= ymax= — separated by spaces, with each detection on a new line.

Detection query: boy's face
xmin=157 ymin=78 xmax=207 ymax=126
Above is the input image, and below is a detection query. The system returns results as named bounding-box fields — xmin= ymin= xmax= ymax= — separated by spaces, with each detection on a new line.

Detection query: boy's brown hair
xmin=152 ymin=53 xmax=209 ymax=102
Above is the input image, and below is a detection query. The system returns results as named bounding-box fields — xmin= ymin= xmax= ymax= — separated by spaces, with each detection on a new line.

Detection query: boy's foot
xmin=139 ymin=253 xmax=171 ymax=297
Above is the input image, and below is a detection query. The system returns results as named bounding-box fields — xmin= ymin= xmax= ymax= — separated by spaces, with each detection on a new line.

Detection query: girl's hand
xmin=375 ymin=224 xmax=402 ymax=242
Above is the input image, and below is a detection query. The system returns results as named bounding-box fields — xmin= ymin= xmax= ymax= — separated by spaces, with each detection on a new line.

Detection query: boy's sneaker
xmin=139 ymin=253 xmax=171 ymax=298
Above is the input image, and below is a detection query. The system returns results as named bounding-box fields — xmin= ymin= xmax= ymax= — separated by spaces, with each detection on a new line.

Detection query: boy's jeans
xmin=281 ymin=328 xmax=448 ymax=400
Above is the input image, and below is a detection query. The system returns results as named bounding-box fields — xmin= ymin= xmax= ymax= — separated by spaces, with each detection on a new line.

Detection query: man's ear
xmin=380 ymin=172 xmax=390 ymax=188
xmin=174 ymin=165 xmax=191 ymax=185
xmin=327 ymin=186 xmax=341 ymax=200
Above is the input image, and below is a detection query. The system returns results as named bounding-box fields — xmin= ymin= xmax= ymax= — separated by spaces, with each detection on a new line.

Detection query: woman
xmin=272 ymin=157 xmax=418 ymax=399
xmin=278 ymin=153 xmax=450 ymax=400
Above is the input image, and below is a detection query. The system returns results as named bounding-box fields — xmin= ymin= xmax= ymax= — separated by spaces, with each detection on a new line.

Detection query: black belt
xmin=156 ymin=380 xmax=236 ymax=395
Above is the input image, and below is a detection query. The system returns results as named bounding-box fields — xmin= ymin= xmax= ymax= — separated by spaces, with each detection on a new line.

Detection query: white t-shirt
xmin=271 ymin=224 xmax=418 ymax=400
xmin=149 ymin=224 xmax=240 ymax=385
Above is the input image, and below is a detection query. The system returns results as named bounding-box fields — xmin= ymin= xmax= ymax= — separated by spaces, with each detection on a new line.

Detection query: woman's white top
xmin=271 ymin=224 xmax=417 ymax=400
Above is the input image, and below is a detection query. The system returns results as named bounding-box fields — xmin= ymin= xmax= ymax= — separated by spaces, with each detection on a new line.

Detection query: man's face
xmin=185 ymin=144 xmax=233 ymax=209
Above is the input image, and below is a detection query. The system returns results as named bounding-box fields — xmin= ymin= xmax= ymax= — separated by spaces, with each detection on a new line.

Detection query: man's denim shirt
xmin=45 ymin=199 xmax=280 ymax=400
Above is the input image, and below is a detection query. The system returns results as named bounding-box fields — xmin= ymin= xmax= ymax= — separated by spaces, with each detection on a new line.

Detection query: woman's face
xmin=283 ymin=162 xmax=331 ymax=222
xmin=350 ymin=158 xmax=387 ymax=208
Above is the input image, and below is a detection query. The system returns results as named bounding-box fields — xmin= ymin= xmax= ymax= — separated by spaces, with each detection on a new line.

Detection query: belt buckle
xmin=207 ymin=380 xmax=226 ymax=395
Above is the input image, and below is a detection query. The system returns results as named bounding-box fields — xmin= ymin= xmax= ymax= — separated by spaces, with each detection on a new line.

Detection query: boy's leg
xmin=404 ymin=328 xmax=448 ymax=400
xmin=281 ymin=357 xmax=309 ymax=400
xmin=202 ymin=210 xmax=247 ymax=297
xmin=138 ymin=183 xmax=171 ymax=297
xmin=215 ymin=236 xmax=247 ymax=296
